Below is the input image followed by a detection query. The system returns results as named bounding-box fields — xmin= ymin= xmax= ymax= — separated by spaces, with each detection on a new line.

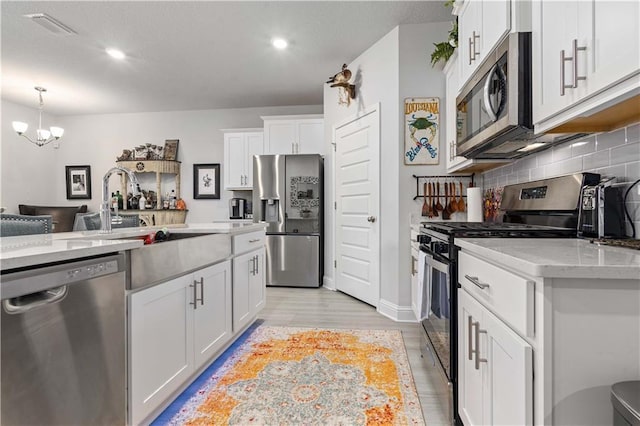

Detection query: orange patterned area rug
xmin=152 ymin=324 xmax=425 ymax=425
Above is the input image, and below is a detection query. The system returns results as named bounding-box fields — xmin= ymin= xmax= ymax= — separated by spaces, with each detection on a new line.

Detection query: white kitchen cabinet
xmin=262 ymin=115 xmax=324 ymax=155
xmin=193 ymin=262 xmax=233 ymax=367
xmin=458 ymin=288 xmax=533 ymax=426
xmin=223 ymin=129 xmax=263 ymax=190
xmin=232 ymin=247 xmax=265 ymax=332
xmin=532 ymin=0 xmax=640 ymax=132
xmin=129 ymin=260 xmax=232 ymax=425
xmin=458 ymin=0 xmax=511 ymax=87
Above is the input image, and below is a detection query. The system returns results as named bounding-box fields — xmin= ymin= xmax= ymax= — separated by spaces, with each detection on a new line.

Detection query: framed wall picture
xmin=163 ymin=139 xmax=179 ymax=161
xmin=65 ymin=165 xmax=92 ymax=200
xmin=404 ymin=97 xmax=440 ymax=165
xmin=193 ymin=163 xmax=220 ymax=199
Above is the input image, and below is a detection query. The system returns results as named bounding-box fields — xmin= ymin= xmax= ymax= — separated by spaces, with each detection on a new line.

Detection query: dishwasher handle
xmin=3 ymin=285 xmax=68 ymax=315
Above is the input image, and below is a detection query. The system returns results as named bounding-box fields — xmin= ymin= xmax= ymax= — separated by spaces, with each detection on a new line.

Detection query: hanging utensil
xmin=427 ymin=182 xmax=433 ymax=218
xmin=449 ymin=182 xmax=457 ymax=214
xmin=442 ymin=182 xmax=451 ymax=220
xmin=431 ymin=182 xmax=438 ymax=217
xmin=421 ymin=182 xmax=428 ymax=216
xmin=458 ymin=181 xmax=466 ymax=212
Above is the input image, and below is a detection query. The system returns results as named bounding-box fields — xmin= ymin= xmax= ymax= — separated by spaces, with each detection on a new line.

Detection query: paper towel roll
xmin=467 ymin=187 xmax=483 ymax=222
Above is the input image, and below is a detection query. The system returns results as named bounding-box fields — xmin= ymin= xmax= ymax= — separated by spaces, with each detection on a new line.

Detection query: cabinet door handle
xmin=468 ymin=36 xmax=473 ymax=65
xmin=254 ymin=255 xmax=259 ymax=275
xmin=248 ymin=238 xmax=261 ymax=243
xmin=411 ymin=255 xmax=417 ymax=275
xmin=465 ymin=274 xmax=490 ymax=290
xmin=468 ymin=315 xmax=474 ymax=361
xmin=249 ymin=256 xmax=255 ymax=276
xmin=190 ymin=281 xmax=198 ymax=310
xmin=571 ymin=39 xmax=587 ymax=89
xmin=472 ymin=30 xmax=480 ymax=59
xmin=474 ymin=321 xmax=488 ymax=370
xmin=198 ymin=277 xmax=204 ymax=306
xmin=292 ymin=142 xmax=295 ymax=153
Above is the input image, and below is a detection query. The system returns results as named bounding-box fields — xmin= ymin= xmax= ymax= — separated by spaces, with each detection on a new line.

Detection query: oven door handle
xmin=420 ymin=247 xmax=450 ymax=270
xmin=424 ymin=253 xmax=449 ymax=274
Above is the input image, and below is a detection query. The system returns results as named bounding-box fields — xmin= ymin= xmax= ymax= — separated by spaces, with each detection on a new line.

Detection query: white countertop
xmin=1 ymin=222 xmax=266 ymax=271
xmin=456 ymin=238 xmax=640 ymax=279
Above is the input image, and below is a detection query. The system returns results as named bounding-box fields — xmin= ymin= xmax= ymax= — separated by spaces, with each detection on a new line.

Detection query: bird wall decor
xmin=326 ymin=64 xmax=356 ymax=106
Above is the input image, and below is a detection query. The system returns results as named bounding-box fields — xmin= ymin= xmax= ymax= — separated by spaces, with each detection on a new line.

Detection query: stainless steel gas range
xmin=417 ymin=172 xmax=602 ymax=425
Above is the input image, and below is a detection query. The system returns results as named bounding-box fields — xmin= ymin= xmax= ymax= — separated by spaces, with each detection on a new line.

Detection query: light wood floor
xmin=259 ymin=286 xmax=452 ymax=426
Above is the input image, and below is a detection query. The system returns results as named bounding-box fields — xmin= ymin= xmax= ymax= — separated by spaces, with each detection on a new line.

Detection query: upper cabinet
xmin=223 ymin=129 xmax=263 ymax=190
xmin=458 ymin=0 xmax=511 ymax=87
xmin=262 ymin=115 xmax=324 ymax=155
xmin=532 ymin=0 xmax=640 ymax=133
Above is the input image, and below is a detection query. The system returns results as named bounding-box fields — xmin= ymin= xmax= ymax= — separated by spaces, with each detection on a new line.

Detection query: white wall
xmin=1 ymin=100 xmax=321 ymax=220
xmin=1 ymin=101 xmax=60 ymax=210
xmin=323 ymin=22 xmax=449 ymax=319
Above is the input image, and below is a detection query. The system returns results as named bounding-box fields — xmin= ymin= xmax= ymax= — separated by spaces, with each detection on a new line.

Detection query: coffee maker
xmin=578 ymin=177 xmax=626 ymax=239
xmin=229 ymin=198 xmax=246 ymax=219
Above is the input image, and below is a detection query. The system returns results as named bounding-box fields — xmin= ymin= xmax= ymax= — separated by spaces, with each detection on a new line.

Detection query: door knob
xmin=367 ymin=216 xmax=376 ymax=223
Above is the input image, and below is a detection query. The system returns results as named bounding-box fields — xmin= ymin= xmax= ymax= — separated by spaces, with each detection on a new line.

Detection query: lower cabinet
xmin=129 ymin=260 xmax=232 ymax=425
xmin=233 ymin=247 xmax=265 ymax=332
xmin=458 ymin=288 xmax=533 ymax=426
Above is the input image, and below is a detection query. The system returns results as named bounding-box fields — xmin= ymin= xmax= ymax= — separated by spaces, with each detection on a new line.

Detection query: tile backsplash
xmin=481 ymin=122 xmax=640 ymax=237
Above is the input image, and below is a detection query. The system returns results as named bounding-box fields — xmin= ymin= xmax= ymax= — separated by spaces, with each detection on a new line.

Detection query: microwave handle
xmin=483 ymin=64 xmax=502 ymax=123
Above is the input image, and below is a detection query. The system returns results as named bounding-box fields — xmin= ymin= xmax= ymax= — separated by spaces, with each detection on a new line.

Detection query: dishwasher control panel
xmin=66 ymin=260 xmax=118 ymax=281
xmin=2 ymin=255 xmax=125 ymax=300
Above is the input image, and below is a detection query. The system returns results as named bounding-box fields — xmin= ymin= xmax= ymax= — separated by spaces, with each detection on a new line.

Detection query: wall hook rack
xmin=412 ymin=174 xmax=475 ymax=200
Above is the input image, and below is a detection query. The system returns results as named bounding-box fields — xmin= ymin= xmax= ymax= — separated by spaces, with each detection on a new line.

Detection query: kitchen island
xmin=0 ymin=222 xmax=267 ymax=425
xmin=455 ymin=238 xmax=640 ymax=426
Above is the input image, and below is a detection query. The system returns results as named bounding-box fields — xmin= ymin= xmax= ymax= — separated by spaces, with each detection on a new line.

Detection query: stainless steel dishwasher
xmin=1 ymin=253 xmax=127 ymax=425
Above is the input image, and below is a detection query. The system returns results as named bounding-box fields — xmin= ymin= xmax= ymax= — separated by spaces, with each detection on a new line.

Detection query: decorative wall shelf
xmin=116 ymin=160 xmax=186 ymax=225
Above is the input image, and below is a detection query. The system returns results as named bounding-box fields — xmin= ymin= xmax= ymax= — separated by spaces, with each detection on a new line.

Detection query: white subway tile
xmin=595 ymin=128 xmax=626 ymax=151
xmin=553 ymin=143 xmax=573 ymax=162
xmin=571 ymin=136 xmax=596 ymax=156
xmin=545 ymin=157 xmax=583 ymax=177
xmin=517 ymin=169 xmax=530 ymax=182
xmin=506 ymin=173 xmax=518 ymax=185
xmin=583 ymin=151 xmax=609 ymax=170
xmin=626 ymin=161 xmax=640 ymax=180
xmin=626 ymin=123 xmax=640 ymax=144
xmin=610 ymin=142 xmax=640 ymax=165
xmin=594 ymin=165 xmax=625 ymax=180
xmin=536 ymin=149 xmax=554 ymax=165
xmin=530 ymin=167 xmax=545 ymax=180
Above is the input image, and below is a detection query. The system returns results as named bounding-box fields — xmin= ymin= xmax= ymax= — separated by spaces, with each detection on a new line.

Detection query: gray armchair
xmin=0 ymin=214 xmax=53 ymax=237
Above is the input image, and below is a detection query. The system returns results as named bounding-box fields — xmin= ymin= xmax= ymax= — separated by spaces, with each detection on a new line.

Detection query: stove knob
xmin=417 ymin=234 xmax=431 ymax=244
xmin=432 ymin=242 xmax=448 ymax=254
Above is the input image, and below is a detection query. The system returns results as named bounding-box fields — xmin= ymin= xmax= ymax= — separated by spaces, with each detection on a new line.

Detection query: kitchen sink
xmin=126 ymin=232 xmax=231 ymax=290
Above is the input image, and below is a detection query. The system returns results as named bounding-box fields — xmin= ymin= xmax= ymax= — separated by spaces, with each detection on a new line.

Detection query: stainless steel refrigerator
xmin=253 ymin=154 xmax=323 ymax=287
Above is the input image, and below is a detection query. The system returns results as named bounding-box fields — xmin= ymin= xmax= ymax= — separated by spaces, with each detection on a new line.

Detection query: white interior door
xmin=334 ymin=108 xmax=380 ymax=307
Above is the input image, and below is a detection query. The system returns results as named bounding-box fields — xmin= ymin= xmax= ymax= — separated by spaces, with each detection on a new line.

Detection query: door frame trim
xmin=331 ymin=102 xmax=381 ymax=305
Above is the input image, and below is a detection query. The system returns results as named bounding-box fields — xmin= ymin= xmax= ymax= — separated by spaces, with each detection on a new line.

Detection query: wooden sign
xmin=404 ymin=98 xmax=440 ymax=165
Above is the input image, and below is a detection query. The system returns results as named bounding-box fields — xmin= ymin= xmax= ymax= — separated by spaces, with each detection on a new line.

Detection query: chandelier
xmin=12 ymin=87 xmax=64 ymax=147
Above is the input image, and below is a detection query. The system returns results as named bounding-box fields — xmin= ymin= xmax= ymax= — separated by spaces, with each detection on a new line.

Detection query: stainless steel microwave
xmin=456 ymin=32 xmax=582 ymax=159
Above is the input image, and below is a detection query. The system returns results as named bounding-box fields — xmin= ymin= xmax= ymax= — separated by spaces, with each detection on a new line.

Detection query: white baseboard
xmin=377 ymin=298 xmax=418 ymax=322
xmin=323 ymin=276 xmax=336 ymax=291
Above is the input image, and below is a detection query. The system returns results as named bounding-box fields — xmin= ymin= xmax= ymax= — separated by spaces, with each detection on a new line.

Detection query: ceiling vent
xmin=24 ymin=13 xmax=76 ymax=35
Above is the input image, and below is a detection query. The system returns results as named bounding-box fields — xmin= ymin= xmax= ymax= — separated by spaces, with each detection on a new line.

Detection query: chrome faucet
xmin=101 ymin=166 xmax=141 ymax=233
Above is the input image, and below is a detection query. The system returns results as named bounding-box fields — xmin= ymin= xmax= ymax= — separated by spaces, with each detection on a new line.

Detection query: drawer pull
xmin=465 ymin=274 xmax=490 ymax=290
xmin=248 ymin=238 xmax=260 ymax=243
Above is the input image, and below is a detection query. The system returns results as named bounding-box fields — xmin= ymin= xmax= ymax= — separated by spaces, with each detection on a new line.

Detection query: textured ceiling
xmin=1 ymin=1 xmax=452 ymax=116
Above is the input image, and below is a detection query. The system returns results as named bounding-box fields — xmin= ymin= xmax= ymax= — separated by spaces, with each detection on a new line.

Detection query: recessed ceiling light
xmin=106 ymin=48 xmax=126 ymax=60
xmin=272 ymin=38 xmax=288 ymax=50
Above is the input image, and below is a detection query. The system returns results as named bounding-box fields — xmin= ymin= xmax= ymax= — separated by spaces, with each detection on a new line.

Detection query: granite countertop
xmin=1 ymin=222 xmax=267 ymax=271
xmin=456 ymin=238 xmax=640 ymax=279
